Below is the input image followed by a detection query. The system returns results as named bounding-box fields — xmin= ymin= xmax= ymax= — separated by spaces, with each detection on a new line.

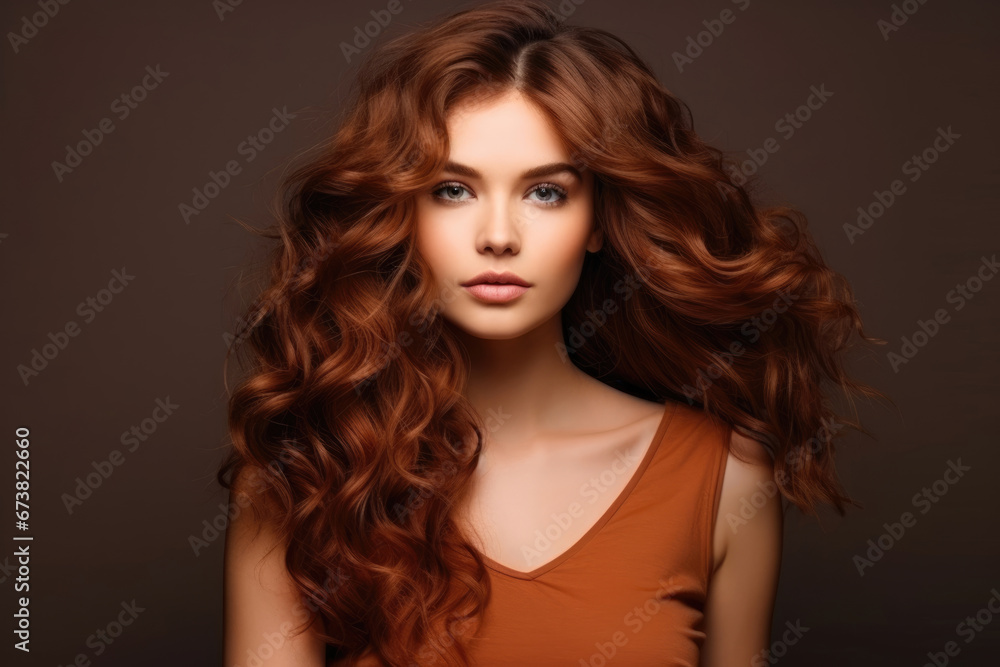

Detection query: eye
xmin=526 ymin=183 xmax=568 ymax=207
xmin=431 ymin=181 xmax=473 ymax=203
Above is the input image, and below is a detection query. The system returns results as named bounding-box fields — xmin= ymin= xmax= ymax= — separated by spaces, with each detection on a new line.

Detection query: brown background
xmin=2 ymin=0 xmax=997 ymax=665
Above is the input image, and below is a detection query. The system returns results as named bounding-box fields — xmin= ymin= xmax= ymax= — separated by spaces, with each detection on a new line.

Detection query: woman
xmin=219 ymin=1 xmax=886 ymax=665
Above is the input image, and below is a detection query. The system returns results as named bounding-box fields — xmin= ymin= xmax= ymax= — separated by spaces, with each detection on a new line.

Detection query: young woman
xmin=219 ymin=2 xmax=885 ymax=665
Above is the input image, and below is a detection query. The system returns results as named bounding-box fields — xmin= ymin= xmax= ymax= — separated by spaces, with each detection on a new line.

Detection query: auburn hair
xmin=217 ymin=1 xmax=889 ymax=664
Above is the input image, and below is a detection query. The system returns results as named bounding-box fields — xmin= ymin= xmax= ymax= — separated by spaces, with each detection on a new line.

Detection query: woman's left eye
xmin=527 ymin=184 xmax=568 ymax=206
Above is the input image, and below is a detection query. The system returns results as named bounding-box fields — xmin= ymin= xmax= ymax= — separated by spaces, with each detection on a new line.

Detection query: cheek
xmin=539 ymin=208 xmax=593 ymax=264
xmin=531 ymin=220 xmax=592 ymax=294
xmin=414 ymin=215 xmax=458 ymax=280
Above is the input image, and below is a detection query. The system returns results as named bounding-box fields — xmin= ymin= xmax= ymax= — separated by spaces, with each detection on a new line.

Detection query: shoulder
xmin=714 ymin=426 xmax=783 ymax=572
xmin=700 ymin=426 xmax=784 ymax=666
xmin=223 ymin=466 xmax=327 ymax=666
xmin=660 ymin=402 xmax=782 ymax=566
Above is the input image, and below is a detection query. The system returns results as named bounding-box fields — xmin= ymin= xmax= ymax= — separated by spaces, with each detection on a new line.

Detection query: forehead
xmin=444 ymin=90 xmax=571 ymax=167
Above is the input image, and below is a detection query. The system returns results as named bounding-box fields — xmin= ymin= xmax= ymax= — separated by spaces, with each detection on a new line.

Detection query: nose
xmin=477 ymin=197 xmax=522 ymax=255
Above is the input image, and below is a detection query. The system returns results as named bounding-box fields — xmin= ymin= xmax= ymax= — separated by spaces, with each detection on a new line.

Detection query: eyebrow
xmin=442 ymin=160 xmax=583 ymax=182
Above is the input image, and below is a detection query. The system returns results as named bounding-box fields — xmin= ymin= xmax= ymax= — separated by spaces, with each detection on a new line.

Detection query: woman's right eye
xmin=431 ymin=182 xmax=473 ymax=203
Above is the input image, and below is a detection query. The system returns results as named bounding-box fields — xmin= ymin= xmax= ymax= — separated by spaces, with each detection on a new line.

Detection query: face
xmin=413 ymin=89 xmax=602 ymax=341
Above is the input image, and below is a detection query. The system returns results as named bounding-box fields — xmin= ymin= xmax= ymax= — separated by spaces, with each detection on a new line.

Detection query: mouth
xmin=460 ymin=270 xmax=532 ymax=304
xmin=460 ymin=270 xmax=532 ymax=288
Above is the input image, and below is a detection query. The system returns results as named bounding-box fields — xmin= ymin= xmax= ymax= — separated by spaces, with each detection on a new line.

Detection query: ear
xmin=586 ymin=224 xmax=603 ymax=253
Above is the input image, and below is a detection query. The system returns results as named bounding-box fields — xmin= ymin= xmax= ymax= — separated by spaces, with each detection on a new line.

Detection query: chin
xmin=443 ymin=312 xmax=546 ymax=341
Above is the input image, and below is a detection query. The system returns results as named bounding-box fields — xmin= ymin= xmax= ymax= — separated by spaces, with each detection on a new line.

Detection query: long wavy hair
xmin=217 ymin=1 xmax=889 ymax=664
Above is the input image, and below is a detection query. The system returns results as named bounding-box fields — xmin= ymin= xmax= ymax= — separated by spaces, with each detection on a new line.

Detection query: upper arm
xmin=701 ymin=429 xmax=784 ymax=667
xmin=223 ymin=468 xmax=326 ymax=667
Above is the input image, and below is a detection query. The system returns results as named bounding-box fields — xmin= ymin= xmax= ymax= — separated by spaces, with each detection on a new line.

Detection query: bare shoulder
xmin=701 ymin=426 xmax=784 ymax=666
xmin=223 ymin=466 xmax=327 ymax=667
xmin=714 ymin=427 xmax=782 ymax=569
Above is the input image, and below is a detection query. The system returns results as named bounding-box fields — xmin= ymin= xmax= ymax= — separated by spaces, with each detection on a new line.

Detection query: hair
xmin=216 ymin=1 xmax=890 ymax=664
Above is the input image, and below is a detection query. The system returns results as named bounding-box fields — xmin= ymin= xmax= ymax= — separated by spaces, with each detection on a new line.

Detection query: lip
xmin=463 ymin=283 xmax=529 ymax=303
xmin=460 ymin=270 xmax=532 ymax=304
xmin=461 ymin=270 xmax=532 ymax=287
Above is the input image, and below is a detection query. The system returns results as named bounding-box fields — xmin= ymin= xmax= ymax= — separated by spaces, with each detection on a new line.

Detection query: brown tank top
xmin=329 ymin=399 xmax=730 ymax=666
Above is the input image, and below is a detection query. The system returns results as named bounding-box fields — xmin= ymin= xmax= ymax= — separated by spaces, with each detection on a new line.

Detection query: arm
xmin=223 ymin=468 xmax=327 ymax=667
xmin=701 ymin=430 xmax=784 ymax=667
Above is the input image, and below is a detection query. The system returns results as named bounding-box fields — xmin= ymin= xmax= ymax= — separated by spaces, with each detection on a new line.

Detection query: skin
xmin=222 ymin=89 xmax=783 ymax=666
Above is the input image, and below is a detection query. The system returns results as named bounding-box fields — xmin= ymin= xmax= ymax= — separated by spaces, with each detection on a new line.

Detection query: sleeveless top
xmin=327 ymin=399 xmax=731 ymax=666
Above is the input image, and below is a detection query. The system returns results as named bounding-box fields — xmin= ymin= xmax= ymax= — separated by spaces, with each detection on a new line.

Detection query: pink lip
xmin=460 ymin=270 xmax=532 ymax=303
xmin=463 ymin=283 xmax=529 ymax=303
xmin=461 ymin=270 xmax=532 ymax=287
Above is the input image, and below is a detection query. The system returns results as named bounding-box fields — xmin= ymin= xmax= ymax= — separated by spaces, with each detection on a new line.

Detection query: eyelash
xmin=430 ymin=181 xmax=569 ymax=207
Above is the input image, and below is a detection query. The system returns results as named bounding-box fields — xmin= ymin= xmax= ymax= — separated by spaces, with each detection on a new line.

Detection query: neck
xmin=452 ymin=312 xmax=598 ymax=453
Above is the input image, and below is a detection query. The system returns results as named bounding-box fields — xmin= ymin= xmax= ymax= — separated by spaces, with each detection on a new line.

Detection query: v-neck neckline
xmin=478 ymin=400 xmax=678 ymax=581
